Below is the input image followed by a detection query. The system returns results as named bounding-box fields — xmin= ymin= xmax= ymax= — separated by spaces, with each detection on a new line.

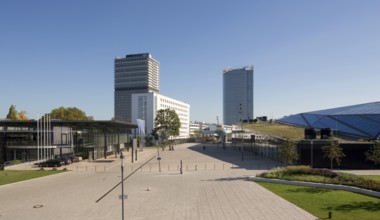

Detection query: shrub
xmin=310 ymin=168 xmax=338 ymax=178
xmin=258 ymin=167 xmax=285 ymax=179
xmin=286 ymin=166 xmax=311 ymax=174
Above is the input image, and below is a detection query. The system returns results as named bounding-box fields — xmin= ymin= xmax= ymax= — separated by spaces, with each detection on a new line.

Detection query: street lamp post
xmin=120 ymin=152 xmax=125 ymax=220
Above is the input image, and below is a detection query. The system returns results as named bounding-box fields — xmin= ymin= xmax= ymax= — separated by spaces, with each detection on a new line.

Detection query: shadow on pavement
xmin=189 ymin=143 xmax=280 ymax=171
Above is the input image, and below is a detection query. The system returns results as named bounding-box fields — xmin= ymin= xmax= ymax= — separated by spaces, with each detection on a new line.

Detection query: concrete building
xmin=114 ymin=53 xmax=160 ymax=122
xmin=131 ymin=92 xmax=190 ymax=139
xmin=223 ymin=66 xmax=254 ymax=125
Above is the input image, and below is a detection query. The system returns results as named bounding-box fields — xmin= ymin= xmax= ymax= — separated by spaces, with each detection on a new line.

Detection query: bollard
xmin=180 ymin=160 xmax=183 ymax=174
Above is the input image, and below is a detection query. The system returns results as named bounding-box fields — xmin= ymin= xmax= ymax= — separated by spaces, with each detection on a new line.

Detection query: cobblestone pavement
xmin=0 ymin=143 xmax=318 ymax=220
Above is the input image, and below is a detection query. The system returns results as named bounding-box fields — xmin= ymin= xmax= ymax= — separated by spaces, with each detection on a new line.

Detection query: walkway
xmin=0 ymin=143 xmax=317 ymax=220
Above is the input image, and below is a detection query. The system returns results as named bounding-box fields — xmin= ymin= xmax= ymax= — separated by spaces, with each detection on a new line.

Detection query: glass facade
xmin=223 ymin=66 xmax=254 ymax=125
xmin=0 ymin=121 xmax=136 ymax=164
xmin=278 ymin=102 xmax=380 ymax=140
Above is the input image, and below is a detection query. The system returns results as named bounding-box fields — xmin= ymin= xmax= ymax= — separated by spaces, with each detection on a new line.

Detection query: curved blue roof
xmin=278 ymin=102 xmax=380 ymax=139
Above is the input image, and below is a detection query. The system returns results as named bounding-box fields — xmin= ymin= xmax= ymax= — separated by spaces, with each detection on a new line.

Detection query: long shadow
xmin=324 ymin=201 xmax=380 ymax=213
xmin=188 ymin=143 xmax=279 ymax=171
xmin=203 ymin=176 xmax=251 ymax=182
xmin=287 ymin=187 xmax=332 ymax=194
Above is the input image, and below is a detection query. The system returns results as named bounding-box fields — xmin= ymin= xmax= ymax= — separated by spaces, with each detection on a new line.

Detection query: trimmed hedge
xmin=259 ymin=166 xmax=380 ymax=192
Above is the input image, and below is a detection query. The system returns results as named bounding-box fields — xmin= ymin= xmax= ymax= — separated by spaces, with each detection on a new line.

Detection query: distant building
xmin=114 ymin=53 xmax=160 ymax=122
xmin=131 ymin=92 xmax=190 ymax=139
xmin=223 ymin=66 xmax=254 ymax=125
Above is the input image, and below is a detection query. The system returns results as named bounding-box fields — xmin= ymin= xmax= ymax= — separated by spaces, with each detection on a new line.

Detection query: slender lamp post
xmin=120 ymin=151 xmax=125 ymax=220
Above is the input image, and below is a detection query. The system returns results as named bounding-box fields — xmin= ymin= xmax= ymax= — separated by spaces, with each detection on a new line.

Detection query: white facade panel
xmin=132 ymin=92 xmax=190 ymax=139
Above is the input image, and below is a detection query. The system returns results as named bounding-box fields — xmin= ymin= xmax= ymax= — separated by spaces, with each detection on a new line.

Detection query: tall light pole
xmin=120 ymin=151 xmax=125 ymax=220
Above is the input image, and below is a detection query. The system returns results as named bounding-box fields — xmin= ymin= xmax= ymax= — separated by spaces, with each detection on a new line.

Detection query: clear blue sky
xmin=1 ymin=1 xmax=380 ymax=123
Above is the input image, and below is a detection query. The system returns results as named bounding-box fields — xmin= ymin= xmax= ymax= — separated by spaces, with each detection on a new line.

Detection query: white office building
xmin=131 ymin=92 xmax=190 ymax=139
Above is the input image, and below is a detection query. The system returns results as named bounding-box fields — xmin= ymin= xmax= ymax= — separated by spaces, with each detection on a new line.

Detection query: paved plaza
xmin=0 ymin=143 xmax=318 ymax=220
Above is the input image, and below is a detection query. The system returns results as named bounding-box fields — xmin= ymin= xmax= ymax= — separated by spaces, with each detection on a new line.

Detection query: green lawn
xmin=258 ymin=182 xmax=380 ymax=220
xmin=0 ymin=170 xmax=65 ymax=186
xmin=244 ymin=123 xmax=304 ymax=140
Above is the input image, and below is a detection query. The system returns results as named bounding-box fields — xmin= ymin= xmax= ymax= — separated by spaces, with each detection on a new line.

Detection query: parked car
xmin=38 ymin=159 xmax=63 ymax=167
xmin=58 ymin=157 xmax=72 ymax=165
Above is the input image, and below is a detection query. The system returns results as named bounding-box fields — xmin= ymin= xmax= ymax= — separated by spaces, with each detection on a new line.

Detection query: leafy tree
xmin=6 ymin=105 xmax=19 ymax=120
xmin=6 ymin=105 xmax=28 ymax=120
xmin=279 ymin=139 xmax=299 ymax=166
xmin=365 ymin=142 xmax=380 ymax=165
xmin=152 ymin=109 xmax=180 ymax=148
xmin=322 ymin=140 xmax=345 ymax=169
xmin=18 ymin=111 xmax=29 ymax=120
xmin=50 ymin=106 xmax=93 ymax=120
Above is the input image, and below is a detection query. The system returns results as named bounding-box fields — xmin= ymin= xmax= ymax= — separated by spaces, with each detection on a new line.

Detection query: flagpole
xmin=37 ymin=114 xmax=39 ymax=165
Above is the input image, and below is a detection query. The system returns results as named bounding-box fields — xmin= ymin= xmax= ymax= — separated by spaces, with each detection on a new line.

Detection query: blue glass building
xmin=223 ymin=66 xmax=254 ymax=125
xmin=278 ymin=102 xmax=380 ymax=140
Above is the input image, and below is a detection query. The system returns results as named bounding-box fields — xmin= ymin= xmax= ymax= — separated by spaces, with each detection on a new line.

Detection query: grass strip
xmin=0 ymin=170 xmax=65 ymax=186
xmin=258 ymin=182 xmax=380 ymax=220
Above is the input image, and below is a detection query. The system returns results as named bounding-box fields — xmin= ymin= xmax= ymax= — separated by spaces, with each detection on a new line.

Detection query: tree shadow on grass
xmin=287 ymin=187 xmax=332 ymax=194
xmin=324 ymin=201 xmax=380 ymax=213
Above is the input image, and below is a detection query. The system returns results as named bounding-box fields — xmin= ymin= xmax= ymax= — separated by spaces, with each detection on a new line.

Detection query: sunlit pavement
xmin=0 ymin=143 xmax=317 ymax=220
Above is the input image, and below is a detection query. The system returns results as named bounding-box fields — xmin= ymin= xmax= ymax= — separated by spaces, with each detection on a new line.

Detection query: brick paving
xmin=0 ymin=143 xmax=318 ymax=220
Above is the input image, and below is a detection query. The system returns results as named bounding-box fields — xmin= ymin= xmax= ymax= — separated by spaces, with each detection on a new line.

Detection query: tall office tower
xmin=114 ymin=53 xmax=159 ymax=122
xmin=223 ymin=66 xmax=254 ymax=125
